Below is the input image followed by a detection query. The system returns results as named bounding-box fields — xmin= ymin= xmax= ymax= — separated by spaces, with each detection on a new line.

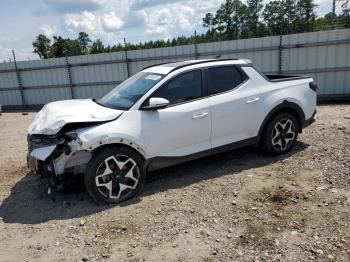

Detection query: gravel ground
xmin=0 ymin=105 xmax=349 ymax=262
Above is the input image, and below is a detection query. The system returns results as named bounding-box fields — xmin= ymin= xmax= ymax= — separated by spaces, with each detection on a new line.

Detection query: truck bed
xmin=264 ymin=74 xmax=310 ymax=82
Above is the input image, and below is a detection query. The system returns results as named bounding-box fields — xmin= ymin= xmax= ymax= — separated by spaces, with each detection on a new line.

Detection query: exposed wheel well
xmin=270 ymin=108 xmax=302 ymax=131
xmin=91 ymin=143 xmax=147 ymax=164
xmin=258 ymin=102 xmax=305 ymax=142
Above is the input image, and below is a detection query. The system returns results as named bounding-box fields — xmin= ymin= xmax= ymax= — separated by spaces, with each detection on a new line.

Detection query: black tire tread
xmin=260 ymin=112 xmax=299 ymax=155
xmin=84 ymin=146 xmax=146 ymax=204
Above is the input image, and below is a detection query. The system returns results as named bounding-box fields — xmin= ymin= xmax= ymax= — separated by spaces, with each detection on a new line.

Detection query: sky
xmin=0 ymin=0 xmax=335 ymax=62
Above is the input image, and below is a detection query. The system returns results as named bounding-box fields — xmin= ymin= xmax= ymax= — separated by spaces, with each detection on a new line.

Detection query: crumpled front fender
xmin=78 ymin=134 xmax=147 ymax=160
xmin=73 ymin=112 xmax=148 ymax=159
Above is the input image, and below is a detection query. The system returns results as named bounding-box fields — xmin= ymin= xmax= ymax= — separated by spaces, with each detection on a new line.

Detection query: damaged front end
xmin=26 ymin=99 xmax=124 ymax=193
xmin=27 ymin=131 xmax=92 ymax=192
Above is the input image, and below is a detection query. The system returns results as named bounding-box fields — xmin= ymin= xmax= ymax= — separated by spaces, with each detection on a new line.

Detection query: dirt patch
xmin=0 ymin=105 xmax=349 ymax=261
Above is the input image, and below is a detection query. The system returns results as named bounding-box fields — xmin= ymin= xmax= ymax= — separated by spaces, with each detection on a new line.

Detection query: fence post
xmin=124 ymin=37 xmax=130 ymax=78
xmin=332 ymin=0 xmax=336 ymax=29
xmin=12 ymin=50 xmax=25 ymax=109
xmin=65 ymin=53 xmax=74 ymax=99
xmin=278 ymin=35 xmax=283 ymax=74
xmin=194 ymin=30 xmax=199 ymax=60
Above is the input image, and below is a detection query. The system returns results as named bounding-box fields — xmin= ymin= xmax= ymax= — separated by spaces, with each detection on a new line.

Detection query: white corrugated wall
xmin=0 ymin=29 xmax=349 ymax=107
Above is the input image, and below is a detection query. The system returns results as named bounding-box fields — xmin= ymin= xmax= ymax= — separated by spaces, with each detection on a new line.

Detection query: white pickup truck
xmin=27 ymin=59 xmax=317 ymax=203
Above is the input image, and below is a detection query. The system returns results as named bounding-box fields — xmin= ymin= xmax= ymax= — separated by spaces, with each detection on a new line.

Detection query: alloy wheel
xmin=271 ymin=118 xmax=296 ymax=151
xmin=95 ymin=154 xmax=140 ymax=200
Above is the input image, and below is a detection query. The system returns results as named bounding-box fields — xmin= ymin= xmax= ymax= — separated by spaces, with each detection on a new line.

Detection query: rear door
xmin=141 ymin=69 xmax=211 ymax=159
xmin=206 ymin=65 xmax=263 ymax=148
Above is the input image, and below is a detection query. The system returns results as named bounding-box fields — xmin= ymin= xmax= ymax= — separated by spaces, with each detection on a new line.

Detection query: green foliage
xmin=246 ymin=0 xmax=264 ymax=37
xmin=32 ymin=0 xmax=350 ymax=59
xmin=262 ymin=0 xmax=297 ymax=35
xmin=203 ymin=13 xmax=215 ymax=31
xmin=263 ymin=1 xmax=285 ymax=35
xmin=51 ymin=36 xmax=67 ymax=57
xmin=284 ymin=0 xmax=297 ymax=33
xmin=341 ymin=0 xmax=350 ymax=27
xmin=294 ymin=0 xmax=317 ymax=32
xmin=77 ymin=32 xmax=91 ymax=55
xmin=90 ymin=39 xmax=105 ymax=54
xmin=32 ymin=34 xmax=52 ymax=59
xmin=220 ymin=0 xmax=247 ymax=39
xmin=204 ymin=0 xmax=349 ymax=39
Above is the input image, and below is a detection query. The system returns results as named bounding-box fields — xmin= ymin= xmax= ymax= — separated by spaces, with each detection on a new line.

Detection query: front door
xmin=141 ymin=69 xmax=211 ymax=160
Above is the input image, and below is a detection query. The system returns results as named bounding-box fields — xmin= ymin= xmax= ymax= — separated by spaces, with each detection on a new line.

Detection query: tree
xmin=315 ymin=12 xmax=336 ymax=31
xmin=342 ymin=0 xmax=350 ymax=16
xmin=295 ymin=0 xmax=317 ymax=32
xmin=110 ymin=44 xmax=124 ymax=52
xmin=203 ymin=13 xmax=215 ymax=32
xmin=246 ymin=0 xmax=264 ymax=37
xmin=65 ymin=39 xmax=82 ymax=56
xmin=31 ymin=0 xmax=349 ymax=60
xmin=341 ymin=0 xmax=350 ymax=27
xmin=50 ymin=36 xmax=82 ymax=57
xmin=77 ymin=32 xmax=91 ymax=54
xmin=283 ymin=0 xmax=297 ymax=33
xmin=214 ymin=8 xmax=226 ymax=35
xmin=32 ymin=34 xmax=52 ymax=59
xmin=220 ymin=0 xmax=248 ymax=40
xmin=50 ymin=36 xmax=67 ymax=57
xmin=263 ymin=0 xmax=285 ymax=35
xmin=90 ymin=39 xmax=105 ymax=54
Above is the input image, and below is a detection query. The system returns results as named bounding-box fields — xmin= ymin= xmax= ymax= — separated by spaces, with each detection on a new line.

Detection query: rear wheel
xmin=84 ymin=146 xmax=146 ymax=204
xmin=260 ymin=112 xmax=299 ymax=155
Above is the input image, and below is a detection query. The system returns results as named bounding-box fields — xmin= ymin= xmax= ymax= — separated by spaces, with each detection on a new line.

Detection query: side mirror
xmin=142 ymin=97 xmax=170 ymax=110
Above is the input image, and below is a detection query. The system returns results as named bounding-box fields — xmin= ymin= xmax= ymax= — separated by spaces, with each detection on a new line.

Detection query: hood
xmin=28 ymin=99 xmax=123 ymax=135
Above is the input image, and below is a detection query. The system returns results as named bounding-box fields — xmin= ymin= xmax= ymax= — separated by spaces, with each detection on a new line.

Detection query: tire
xmin=260 ymin=112 xmax=299 ymax=155
xmin=84 ymin=146 xmax=146 ymax=204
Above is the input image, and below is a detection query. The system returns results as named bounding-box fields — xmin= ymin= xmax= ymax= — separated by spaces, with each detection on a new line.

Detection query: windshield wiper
xmin=92 ymin=98 xmax=127 ymax=111
xmin=92 ymin=98 xmax=106 ymax=107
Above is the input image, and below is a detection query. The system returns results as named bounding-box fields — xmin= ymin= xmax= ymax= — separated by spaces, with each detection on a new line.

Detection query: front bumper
xmin=27 ymin=134 xmax=64 ymax=175
xmin=27 ymin=152 xmax=63 ymax=193
xmin=27 ymin=143 xmax=58 ymax=174
xmin=27 ymin=152 xmax=56 ymax=175
xmin=27 ymin=133 xmax=91 ymax=177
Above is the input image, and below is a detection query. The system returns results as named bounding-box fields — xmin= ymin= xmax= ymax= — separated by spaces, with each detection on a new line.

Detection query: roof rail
xmin=141 ymin=61 xmax=177 ymax=71
xmin=141 ymin=58 xmax=242 ymax=74
xmin=167 ymin=58 xmax=239 ymax=74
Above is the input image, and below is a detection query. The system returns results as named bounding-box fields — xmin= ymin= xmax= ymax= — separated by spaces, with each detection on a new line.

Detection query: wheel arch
xmin=84 ymin=142 xmax=147 ymax=204
xmin=89 ymin=139 xmax=148 ymax=166
xmin=258 ymin=100 xmax=305 ymax=140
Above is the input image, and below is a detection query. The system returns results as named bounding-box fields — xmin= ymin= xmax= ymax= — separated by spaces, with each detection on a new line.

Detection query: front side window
xmin=206 ymin=66 xmax=247 ymax=95
xmin=97 ymin=72 xmax=165 ymax=110
xmin=149 ymin=70 xmax=202 ymax=106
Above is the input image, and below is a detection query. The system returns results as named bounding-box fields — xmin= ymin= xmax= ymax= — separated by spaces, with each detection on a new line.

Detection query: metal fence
xmin=0 ymin=29 xmax=350 ymax=109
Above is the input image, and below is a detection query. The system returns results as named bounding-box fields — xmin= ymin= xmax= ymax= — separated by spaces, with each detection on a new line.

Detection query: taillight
xmin=309 ymin=81 xmax=318 ymax=92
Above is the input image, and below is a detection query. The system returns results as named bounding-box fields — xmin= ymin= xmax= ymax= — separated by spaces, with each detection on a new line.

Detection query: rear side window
xmin=206 ymin=66 xmax=247 ymax=95
xmin=150 ymin=70 xmax=202 ymax=106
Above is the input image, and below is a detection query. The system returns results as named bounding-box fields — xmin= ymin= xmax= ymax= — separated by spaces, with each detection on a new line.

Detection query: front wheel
xmin=84 ymin=146 xmax=146 ymax=204
xmin=260 ymin=112 xmax=299 ymax=155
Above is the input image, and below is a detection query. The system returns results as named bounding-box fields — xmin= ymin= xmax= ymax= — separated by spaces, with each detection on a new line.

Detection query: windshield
xmin=97 ymin=72 xmax=165 ymax=110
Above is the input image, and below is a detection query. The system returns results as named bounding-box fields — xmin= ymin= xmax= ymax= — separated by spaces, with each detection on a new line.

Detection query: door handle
xmin=192 ymin=112 xmax=209 ymax=119
xmin=246 ymin=97 xmax=260 ymax=104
